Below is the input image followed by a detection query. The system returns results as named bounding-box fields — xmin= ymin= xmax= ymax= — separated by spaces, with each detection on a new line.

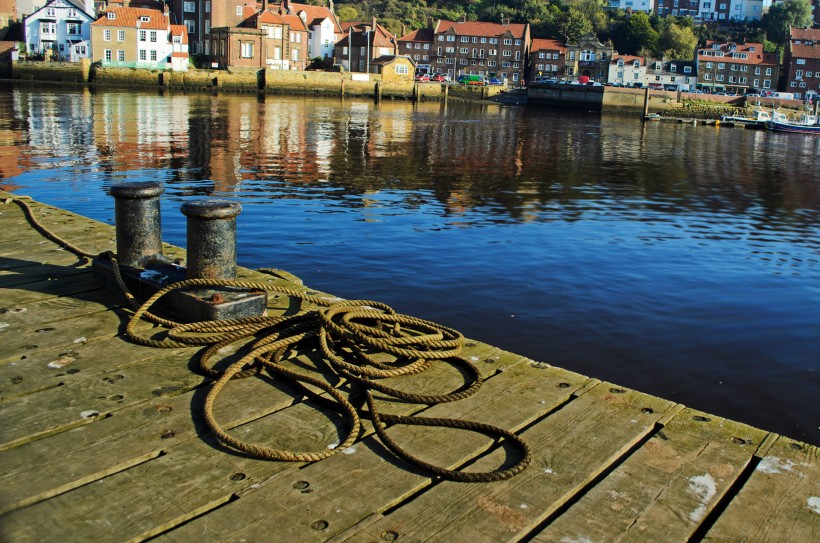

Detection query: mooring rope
xmin=6 ymin=195 xmax=531 ymax=482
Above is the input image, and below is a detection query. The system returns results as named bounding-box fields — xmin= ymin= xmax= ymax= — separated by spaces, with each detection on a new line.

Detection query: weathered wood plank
xmin=0 ymin=333 xmax=192 ymax=402
xmin=0 ymin=342 xmax=531 ymax=543
xmin=0 ymin=352 xmax=205 ymax=452
xmin=0 ymin=368 xmax=300 ymax=514
xmin=346 ymin=383 xmax=675 ymax=543
xmin=155 ymin=362 xmax=591 ymax=543
xmin=0 ymin=262 xmax=89 ymax=289
xmin=0 ymin=272 xmax=103 ymax=305
xmin=529 ymin=408 xmax=769 ymax=543
xmin=703 ymin=436 xmax=820 ymax=542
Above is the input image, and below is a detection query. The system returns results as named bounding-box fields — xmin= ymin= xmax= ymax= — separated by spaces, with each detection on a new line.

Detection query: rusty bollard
xmin=180 ymin=199 xmax=242 ymax=281
xmin=110 ymin=181 xmax=164 ymax=268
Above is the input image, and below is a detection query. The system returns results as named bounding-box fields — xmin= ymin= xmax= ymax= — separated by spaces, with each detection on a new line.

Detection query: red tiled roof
xmin=435 ymin=19 xmax=527 ymax=39
xmin=612 ymin=55 xmax=644 ymax=65
xmin=531 ymin=38 xmax=565 ymax=53
xmin=283 ymin=2 xmax=341 ymax=33
xmin=399 ymin=28 xmax=434 ymax=42
xmin=281 ymin=14 xmax=307 ymax=32
xmin=170 ymin=24 xmax=188 ymax=44
xmin=91 ymin=7 xmax=168 ymax=30
xmin=790 ymin=27 xmax=820 ymax=41
xmin=791 ymin=44 xmax=820 ymax=59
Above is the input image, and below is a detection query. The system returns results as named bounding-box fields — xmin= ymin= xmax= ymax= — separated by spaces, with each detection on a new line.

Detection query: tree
xmin=621 ymin=12 xmax=658 ymax=55
xmin=336 ymin=5 xmax=359 ymax=22
xmin=557 ymin=7 xmax=593 ymax=43
xmin=761 ymin=0 xmax=812 ymax=53
xmin=658 ymin=23 xmax=697 ymax=60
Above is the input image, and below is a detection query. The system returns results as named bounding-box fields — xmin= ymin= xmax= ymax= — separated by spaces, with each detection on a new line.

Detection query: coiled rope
xmin=7 ymin=195 xmax=531 ymax=482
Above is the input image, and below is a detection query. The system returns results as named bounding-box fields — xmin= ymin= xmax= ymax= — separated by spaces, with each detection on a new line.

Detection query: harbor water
xmin=1 ymin=85 xmax=818 ymax=444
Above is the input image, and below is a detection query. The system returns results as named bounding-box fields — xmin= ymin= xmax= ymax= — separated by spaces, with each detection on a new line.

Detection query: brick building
xmin=210 ymin=6 xmax=307 ymax=70
xmin=529 ymin=38 xmax=565 ymax=81
xmin=565 ymin=35 xmax=613 ymax=83
xmin=696 ymin=41 xmax=779 ymax=94
xmin=783 ymin=27 xmax=820 ymax=100
xmin=397 ymin=26 xmax=433 ymax=75
xmin=424 ymin=18 xmax=530 ymax=84
xmin=333 ymin=19 xmax=397 ymax=73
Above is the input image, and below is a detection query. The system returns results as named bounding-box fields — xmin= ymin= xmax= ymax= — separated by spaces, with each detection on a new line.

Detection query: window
xmin=395 ymin=64 xmax=408 ymax=75
xmin=139 ymin=30 xmax=146 ymax=41
xmin=445 ymin=58 xmax=453 ymax=64
xmin=765 ymin=68 xmax=771 ymax=75
xmin=423 ymin=44 xmax=429 ymax=50
xmin=68 ymin=23 xmax=82 ymax=35
xmin=117 ymin=49 xmax=124 ymax=61
xmin=754 ymin=67 xmax=760 ymax=75
xmin=796 ymin=59 xmax=806 ymax=65
xmin=763 ymin=80 xmax=770 ymax=88
xmin=489 ymin=38 xmax=497 ymax=44
xmin=471 ymin=37 xmax=477 ymax=43
xmin=740 ymin=66 xmax=747 ymax=72
xmin=104 ymin=49 xmax=111 ymax=61
xmin=718 ymin=63 xmax=725 ymax=69
xmin=731 ymin=64 xmax=737 ymax=71
xmin=796 ymin=70 xmax=803 ymax=77
xmin=488 ymin=60 xmax=496 ymax=67
xmin=150 ymin=31 xmax=157 ymax=43
xmin=553 ymin=53 xmax=559 ymax=60
xmin=205 ymin=21 xmax=209 ymax=33
xmin=107 ymin=12 xmax=115 ymax=19
xmin=150 ymin=50 xmax=157 ymax=61
xmin=539 ymin=52 xmax=545 ymax=59
xmin=670 ymin=64 xmax=676 ymax=72
xmin=139 ymin=16 xmax=149 ymax=22
xmin=739 ymin=77 xmax=746 ymax=84
xmin=236 ymin=6 xmax=243 ymax=15
xmin=241 ymin=42 xmax=253 ymax=58
xmin=807 ymin=72 xmax=813 ymax=78
xmin=139 ymin=49 xmax=146 ymax=61
xmin=502 ymin=50 xmax=511 ymax=57
xmin=514 ymin=39 xmax=521 ymax=46
xmin=184 ymin=1 xmax=195 ymax=12
xmin=205 ymin=1 xmax=210 ymax=11
xmin=480 ymin=38 xmax=486 ymax=43
xmin=790 ymin=81 xmax=797 ymax=87
xmin=117 ymin=30 xmax=125 ymax=42
xmin=501 ymin=61 xmax=510 ymax=68
xmin=716 ymin=74 xmax=724 ymax=81
xmin=488 ymin=49 xmax=496 ymax=56
xmin=185 ymin=19 xmax=195 ymax=33
xmin=103 ymin=29 xmax=111 ymax=41
xmin=461 ymin=36 xmax=468 ymax=43
xmin=447 ymin=35 xmax=455 ymax=42
xmin=753 ymin=79 xmax=759 ymax=87
xmin=46 ymin=7 xmax=55 ymax=15
xmin=704 ymin=73 xmax=711 ymax=81
xmin=503 ymin=39 xmax=512 ymax=45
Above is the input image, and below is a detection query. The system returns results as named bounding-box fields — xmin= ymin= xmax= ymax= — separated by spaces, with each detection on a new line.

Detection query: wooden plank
xmin=0 ymin=367 xmax=300 ymax=514
xmin=154 ymin=362 xmax=591 ymax=543
xmin=346 ymin=383 xmax=675 ymax=543
xmin=0 ymin=344 xmax=533 ymax=543
xmin=529 ymin=407 xmax=769 ymax=543
xmin=0 ymin=333 xmax=192 ymax=402
xmin=0 ymin=352 xmax=204 ymax=451
xmin=0 ymin=263 xmax=88 ymax=289
xmin=703 ymin=435 xmax=820 ymax=542
xmin=0 ymin=272 xmax=103 ymax=305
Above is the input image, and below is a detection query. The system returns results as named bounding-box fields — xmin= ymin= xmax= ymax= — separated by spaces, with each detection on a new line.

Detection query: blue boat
xmin=768 ymin=113 xmax=820 ymax=134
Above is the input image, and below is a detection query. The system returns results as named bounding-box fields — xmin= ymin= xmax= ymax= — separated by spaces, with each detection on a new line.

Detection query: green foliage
xmin=336 ymin=5 xmax=359 ymax=22
xmin=761 ymin=0 xmax=812 ymax=51
xmin=557 ymin=6 xmax=593 ymax=42
xmin=657 ymin=22 xmax=697 ymax=59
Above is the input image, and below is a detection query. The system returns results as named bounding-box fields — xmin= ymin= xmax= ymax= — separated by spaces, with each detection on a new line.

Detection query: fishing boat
xmin=768 ymin=113 xmax=820 ymax=134
xmin=720 ymin=109 xmax=771 ymax=129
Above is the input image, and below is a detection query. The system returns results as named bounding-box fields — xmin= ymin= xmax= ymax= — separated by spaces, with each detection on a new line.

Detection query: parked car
xmin=430 ymin=73 xmax=447 ymax=83
xmin=488 ymin=77 xmax=503 ymax=86
xmin=415 ymin=74 xmax=430 ymax=82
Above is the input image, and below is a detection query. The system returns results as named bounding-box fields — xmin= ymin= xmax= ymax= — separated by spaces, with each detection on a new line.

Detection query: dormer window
xmin=140 ymin=16 xmax=150 ymax=22
xmin=617 ymin=59 xmax=624 ymax=66
xmin=107 ymin=12 xmax=116 ymax=19
xmin=655 ymin=61 xmax=661 ymax=70
xmin=670 ymin=64 xmax=676 ymax=72
xmin=712 ymin=43 xmax=720 ymax=50
xmin=633 ymin=60 xmax=640 ymax=67
xmin=749 ymin=46 xmax=755 ymax=52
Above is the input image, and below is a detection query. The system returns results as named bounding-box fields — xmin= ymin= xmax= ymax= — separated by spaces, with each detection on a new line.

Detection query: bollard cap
xmin=109 ymin=181 xmax=164 ymax=199
xmin=181 ymin=199 xmax=242 ymax=220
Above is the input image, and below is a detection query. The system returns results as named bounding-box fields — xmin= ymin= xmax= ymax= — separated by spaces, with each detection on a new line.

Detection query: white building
xmin=290 ymin=3 xmax=341 ymax=61
xmin=608 ymin=55 xmax=647 ymax=87
xmin=607 ymin=0 xmax=655 ymax=12
xmin=24 ymin=0 xmax=94 ymax=61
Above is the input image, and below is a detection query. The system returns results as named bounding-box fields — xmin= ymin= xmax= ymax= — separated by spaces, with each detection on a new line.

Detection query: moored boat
xmin=721 ymin=108 xmax=771 ymax=128
xmin=768 ymin=113 xmax=820 ymax=134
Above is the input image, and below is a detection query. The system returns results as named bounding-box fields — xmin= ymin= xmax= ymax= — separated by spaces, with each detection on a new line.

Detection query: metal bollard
xmin=110 ymin=181 xmax=164 ymax=268
xmin=180 ymin=199 xmax=242 ymax=281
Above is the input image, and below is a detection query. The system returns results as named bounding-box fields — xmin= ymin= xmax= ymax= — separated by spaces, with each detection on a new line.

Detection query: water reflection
xmin=1 ymin=85 xmax=818 ymax=444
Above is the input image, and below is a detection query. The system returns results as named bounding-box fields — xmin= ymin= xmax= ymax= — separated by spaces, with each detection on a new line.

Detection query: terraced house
xmin=529 ymin=38 xmax=565 ymax=81
xmin=426 ymin=18 xmax=530 ymax=84
xmin=696 ymin=40 xmax=779 ymax=94
xmin=783 ymin=26 xmax=820 ymax=100
xmin=90 ymin=6 xmax=188 ymax=71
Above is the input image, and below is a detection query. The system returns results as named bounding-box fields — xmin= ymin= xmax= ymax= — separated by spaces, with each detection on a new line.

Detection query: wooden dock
xmin=1 ymin=192 xmax=817 ymax=542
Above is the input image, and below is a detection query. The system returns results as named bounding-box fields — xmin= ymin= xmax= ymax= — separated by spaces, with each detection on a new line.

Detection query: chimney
xmin=284 ymin=0 xmax=291 ymax=14
xmin=329 ymin=0 xmax=334 ymax=14
xmin=262 ymin=0 xmax=267 ymax=11
xmin=371 ymin=16 xmax=376 ymax=33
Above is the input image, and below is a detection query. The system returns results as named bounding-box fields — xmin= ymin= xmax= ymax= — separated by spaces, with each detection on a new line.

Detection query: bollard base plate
xmin=92 ymin=257 xmax=267 ymax=322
